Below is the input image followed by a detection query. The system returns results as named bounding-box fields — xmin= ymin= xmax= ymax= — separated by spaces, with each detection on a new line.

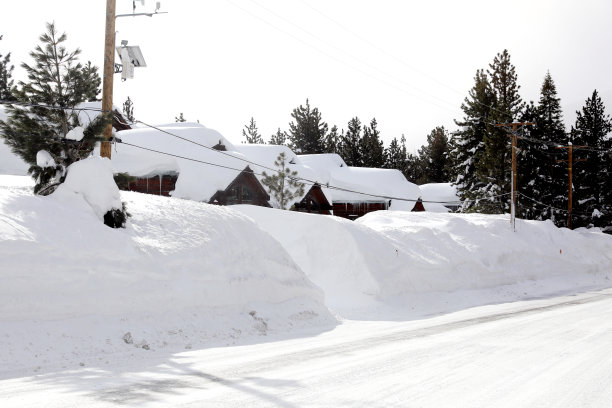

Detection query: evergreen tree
xmin=416 ymin=126 xmax=450 ymax=184
xmin=323 ymin=125 xmax=340 ymax=154
xmin=242 ymin=117 xmax=264 ymax=144
xmin=287 ymin=99 xmax=328 ymax=154
xmin=339 ymin=117 xmax=362 ymax=166
xmin=359 ymin=118 xmax=385 ymax=168
xmin=175 ymin=112 xmax=186 ymax=122
xmin=518 ymin=72 xmax=567 ymax=223
xmin=384 ymin=136 xmax=404 ymax=170
xmin=403 ymin=152 xmax=424 ymax=184
xmin=570 ymin=90 xmax=612 ymax=228
xmin=269 ymin=127 xmax=287 ymax=145
xmin=477 ymin=49 xmax=524 ymax=213
xmin=0 ymin=23 xmax=107 ymax=196
xmin=122 ymin=96 xmax=135 ymax=122
xmin=0 ymin=35 xmax=16 ymax=101
xmin=449 ymin=69 xmax=496 ymax=212
xmin=261 ymin=152 xmax=305 ymax=210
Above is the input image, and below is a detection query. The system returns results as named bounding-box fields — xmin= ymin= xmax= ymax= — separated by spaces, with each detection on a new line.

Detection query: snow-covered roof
xmin=419 ymin=182 xmax=459 ymax=213
xmin=110 ymin=123 xmax=249 ymax=201
xmin=235 ymin=144 xmax=331 ymax=207
xmin=297 ymin=153 xmax=347 ymax=185
xmin=326 ymin=167 xmax=421 ymax=211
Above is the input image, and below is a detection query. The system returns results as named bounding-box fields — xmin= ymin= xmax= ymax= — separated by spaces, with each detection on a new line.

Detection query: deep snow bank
xmin=236 ymin=206 xmax=612 ymax=318
xmin=0 ymin=177 xmax=333 ymax=374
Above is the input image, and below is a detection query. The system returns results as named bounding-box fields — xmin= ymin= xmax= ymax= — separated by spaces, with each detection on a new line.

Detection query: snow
xmin=419 ymin=182 xmax=459 ymax=212
xmin=54 ymin=156 xmax=122 ymax=220
xmin=0 ymin=175 xmax=333 ymax=375
xmin=299 ymin=153 xmax=422 ymax=210
xmin=2 ymin=171 xmax=612 ymax=405
xmin=35 ymin=150 xmax=56 ymax=168
xmin=65 ymin=125 xmax=85 ymax=141
xmin=0 ymin=106 xmax=30 ymax=175
xmin=109 ymin=123 xmax=248 ymax=201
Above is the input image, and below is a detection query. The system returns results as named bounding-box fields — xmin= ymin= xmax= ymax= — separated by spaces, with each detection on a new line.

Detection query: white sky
xmin=2 ymin=0 xmax=611 ymax=151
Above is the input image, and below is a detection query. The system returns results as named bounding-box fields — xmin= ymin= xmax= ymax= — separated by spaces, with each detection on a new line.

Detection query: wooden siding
xmin=124 ymin=174 xmax=178 ymax=196
xmin=293 ymin=184 xmax=332 ymax=215
xmin=209 ymin=166 xmax=271 ymax=207
xmin=332 ymin=201 xmax=388 ymax=220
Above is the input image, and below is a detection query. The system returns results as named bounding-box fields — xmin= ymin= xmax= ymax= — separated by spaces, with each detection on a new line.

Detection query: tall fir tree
xmin=476 ymin=49 xmax=524 ymax=213
xmin=269 ymin=127 xmax=287 ymax=145
xmin=359 ymin=118 xmax=385 ymax=168
xmin=242 ymin=117 xmax=264 ymax=144
xmin=449 ymin=69 xmax=496 ymax=212
xmin=0 ymin=23 xmax=107 ymax=195
xmin=0 ymin=35 xmax=16 ymax=101
xmin=287 ymin=99 xmax=328 ymax=154
xmin=518 ymin=72 xmax=567 ymax=223
xmin=416 ymin=126 xmax=450 ymax=184
xmin=339 ymin=117 xmax=362 ymax=166
xmin=570 ymin=90 xmax=612 ymax=229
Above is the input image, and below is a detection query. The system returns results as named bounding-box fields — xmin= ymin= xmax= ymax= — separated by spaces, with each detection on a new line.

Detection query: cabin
xmin=294 ymin=183 xmax=333 ymax=215
xmin=110 ymin=123 xmax=271 ymax=208
xmin=235 ymin=144 xmax=332 ymax=213
xmin=209 ymin=166 xmax=271 ymax=207
xmin=298 ymin=154 xmax=425 ymax=220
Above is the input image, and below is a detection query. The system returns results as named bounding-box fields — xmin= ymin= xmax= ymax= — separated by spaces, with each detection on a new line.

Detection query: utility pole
xmin=101 ymin=0 xmax=116 ymax=159
xmin=556 ymin=144 xmax=586 ymax=229
xmin=495 ymin=122 xmax=535 ymax=231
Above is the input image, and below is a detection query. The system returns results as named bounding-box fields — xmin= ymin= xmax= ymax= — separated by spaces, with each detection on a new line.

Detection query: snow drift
xmin=236 ymin=206 xmax=612 ymax=318
xmin=0 ymin=176 xmax=333 ymax=374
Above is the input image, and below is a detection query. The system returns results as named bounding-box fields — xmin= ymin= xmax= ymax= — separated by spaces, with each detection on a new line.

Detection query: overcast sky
xmin=2 ymin=0 xmax=611 ymax=151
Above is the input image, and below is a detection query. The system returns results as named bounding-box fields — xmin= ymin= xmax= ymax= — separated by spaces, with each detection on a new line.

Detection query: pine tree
xmin=287 ymin=99 xmax=328 ymax=154
xmin=0 ymin=35 xmax=16 ymax=101
xmin=417 ymin=126 xmax=450 ymax=184
xmin=359 ymin=118 xmax=385 ymax=168
xmin=476 ymin=49 xmax=524 ymax=213
xmin=339 ymin=117 xmax=362 ymax=166
xmin=570 ymin=90 xmax=612 ymax=228
xmin=0 ymin=23 xmax=107 ymax=196
xmin=449 ymin=69 xmax=496 ymax=212
xmin=122 ymin=96 xmax=135 ymax=122
xmin=323 ymin=125 xmax=340 ymax=154
xmin=269 ymin=128 xmax=287 ymax=145
xmin=242 ymin=117 xmax=264 ymax=144
xmin=384 ymin=136 xmax=404 ymax=170
xmin=261 ymin=152 xmax=305 ymax=210
xmin=175 ymin=112 xmax=186 ymax=122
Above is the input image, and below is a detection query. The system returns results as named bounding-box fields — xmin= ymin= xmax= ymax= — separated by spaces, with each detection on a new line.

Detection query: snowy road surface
xmin=2 ymin=288 xmax=612 ymax=407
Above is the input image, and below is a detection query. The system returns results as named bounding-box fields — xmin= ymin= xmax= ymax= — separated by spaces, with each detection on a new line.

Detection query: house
xmin=299 ymin=153 xmax=424 ymax=219
xmin=110 ymin=122 xmax=270 ymax=207
xmin=235 ymin=144 xmax=333 ymax=213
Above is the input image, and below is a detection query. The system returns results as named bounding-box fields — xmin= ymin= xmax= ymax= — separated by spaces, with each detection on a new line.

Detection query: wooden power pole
xmin=101 ymin=0 xmax=116 ymax=159
xmin=556 ymin=144 xmax=586 ymax=229
xmin=495 ymin=122 xmax=535 ymax=231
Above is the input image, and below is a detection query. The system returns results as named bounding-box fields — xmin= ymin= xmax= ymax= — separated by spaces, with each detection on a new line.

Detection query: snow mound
xmin=53 ymin=156 xmax=122 ymax=221
xmin=237 ymin=206 xmax=612 ymax=318
xmin=0 ymin=180 xmax=334 ymax=373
